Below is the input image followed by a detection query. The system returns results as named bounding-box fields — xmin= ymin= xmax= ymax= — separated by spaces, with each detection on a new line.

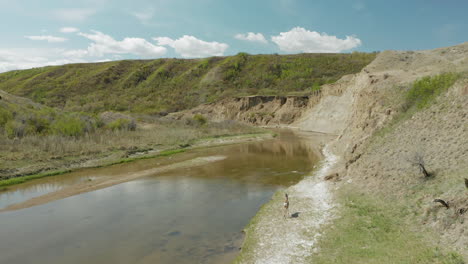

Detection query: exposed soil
xmin=235 ymin=42 xmax=468 ymax=262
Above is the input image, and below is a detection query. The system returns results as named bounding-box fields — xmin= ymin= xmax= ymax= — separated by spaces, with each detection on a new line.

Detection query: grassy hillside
xmin=0 ymin=89 xmax=134 ymax=139
xmin=0 ymin=52 xmax=376 ymax=114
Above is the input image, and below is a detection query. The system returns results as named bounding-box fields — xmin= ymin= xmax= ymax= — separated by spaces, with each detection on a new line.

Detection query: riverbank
xmin=0 ymin=124 xmax=271 ymax=187
xmin=0 ymin=132 xmax=274 ymax=212
xmin=234 ymin=132 xmax=338 ymax=264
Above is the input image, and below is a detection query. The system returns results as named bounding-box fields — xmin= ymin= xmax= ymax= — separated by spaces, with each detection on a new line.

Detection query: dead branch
xmin=433 ymin=199 xmax=450 ymax=209
xmin=407 ymin=152 xmax=431 ymax=178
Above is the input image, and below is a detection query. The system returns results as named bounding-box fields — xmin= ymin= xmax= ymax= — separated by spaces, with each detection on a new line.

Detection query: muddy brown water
xmin=0 ymin=130 xmax=324 ymax=264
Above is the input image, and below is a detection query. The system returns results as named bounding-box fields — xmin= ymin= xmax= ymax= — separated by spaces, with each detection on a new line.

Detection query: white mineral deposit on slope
xmin=252 ymin=146 xmax=338 ymax=264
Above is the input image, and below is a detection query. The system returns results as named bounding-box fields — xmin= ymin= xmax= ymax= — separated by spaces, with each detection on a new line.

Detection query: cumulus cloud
xmin=271 ymin=27 xmax=362 ymax=53
xmin=53 ymin=8 xmax=96 ymax=22
xmin=0 ymin=31 xmax=168 ymax=72
xmin=60 ymin=27 xmax=80 ymax=33
xmin=154 ymin=35 xmax=228 ymax=58
xmin=69 ymin=30 xmax=167 ymax=57
xmin=0 ymin=48 xmax=88 ymax=73
xmin=25 ymin=35 xmax=68 ymax=43
xmin=234 ymin=32 xmax=268 ymax=43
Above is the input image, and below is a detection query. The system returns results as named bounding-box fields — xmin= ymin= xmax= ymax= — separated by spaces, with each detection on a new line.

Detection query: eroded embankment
xmin=235 ymin=42 xmax=468 ymax=263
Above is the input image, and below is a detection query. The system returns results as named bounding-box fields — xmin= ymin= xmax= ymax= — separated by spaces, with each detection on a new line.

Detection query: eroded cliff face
xmin=327 ymin=43 xmax=468 ymax=257
xmin=169 ymin=74 xmax=350 ymax=128
xmin=169 ymin=95 xmax=315 ymax=126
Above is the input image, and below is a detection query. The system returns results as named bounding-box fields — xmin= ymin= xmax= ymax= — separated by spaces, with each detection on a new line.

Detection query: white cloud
xmin=0 ymin=48 xmax=88 ymax=73
xmin=271 ymin=27 xmax=362 ymax=53
xmin=60 ymin=27 xmax=80 ymax=33
xmin=53 ymin=8 xmax=96 ymax=22
xmin=25 ymin=35 xmax=68 ymax=43
xmin=132 ymin=8 xmax=154 ymax=23
xmin=154 ymin=35 xmax=228 ymax=58
xmin=70 ymin=30 xmax=166 ymax=58
xmin=235 ymin=32 xmax=268 ymax=44
xmin=0 ymin=31 xmax=168 ymax=73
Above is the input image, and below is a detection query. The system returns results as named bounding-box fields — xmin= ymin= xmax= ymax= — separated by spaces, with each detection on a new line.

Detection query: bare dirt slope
xmin=235 ymin=42 xmax=468 ymax=263
xmin=322 ymin=42 xmax=468 ymax=259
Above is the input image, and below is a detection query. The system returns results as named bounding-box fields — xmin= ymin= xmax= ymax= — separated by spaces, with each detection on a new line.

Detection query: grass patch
xmin=103 ymin=149 xmax=187 ymax=166
xmin=405 ymin=73 xmax=459 ymax=110
xmin=309 ymin=187 xmax=465 ymax=264
xmin=0 ymin=169 xmax=72 ymax=187
xmin=374 ymin=73 xmax=460 ymax=139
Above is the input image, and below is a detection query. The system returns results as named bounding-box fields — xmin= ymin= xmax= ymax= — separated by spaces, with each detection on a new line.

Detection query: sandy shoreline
xmin=0 ymin=156 xmax=228 ymax=212
xmin=234 ymin=133 xmax=339 ymax=263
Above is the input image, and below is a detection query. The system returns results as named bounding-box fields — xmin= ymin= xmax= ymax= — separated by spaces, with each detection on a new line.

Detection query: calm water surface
xmin=0 ymin=130 xmax=322 ymax=264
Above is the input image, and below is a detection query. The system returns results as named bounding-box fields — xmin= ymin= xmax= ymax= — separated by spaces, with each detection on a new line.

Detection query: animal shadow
xmin=291 ymin=212 xmax=300 ymax=218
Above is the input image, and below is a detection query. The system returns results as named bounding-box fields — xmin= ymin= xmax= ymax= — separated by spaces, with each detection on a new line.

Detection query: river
xmin=0 ymin=130 xmax=323 ymax=264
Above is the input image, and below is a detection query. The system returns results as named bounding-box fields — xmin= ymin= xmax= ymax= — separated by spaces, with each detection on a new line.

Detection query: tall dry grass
xmin=0 ymin=119 xmax=261 ymax=178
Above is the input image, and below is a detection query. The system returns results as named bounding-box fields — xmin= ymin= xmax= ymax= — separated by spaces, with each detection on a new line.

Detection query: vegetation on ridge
xmin=0 ymin=52 xmax=376 ymax=114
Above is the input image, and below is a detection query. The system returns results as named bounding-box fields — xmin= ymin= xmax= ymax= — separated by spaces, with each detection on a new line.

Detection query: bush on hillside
xmin=106 ymin=118 xmax=136 ymax=131
xmin=50 ymin=115 xmax=87 ymax=137
xmin=5 ymin=120 xmax=25 ymax=138
xmin=192 ymin=114 xmax=207 ymax=126
xmin=405 ymin=73 xmax=459 ymax=110
xmin=0 ymin=106 xmax=12 ymax=127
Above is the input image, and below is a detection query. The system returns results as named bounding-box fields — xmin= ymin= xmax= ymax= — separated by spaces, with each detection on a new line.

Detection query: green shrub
xmin=26 ymin=115 xmax=50 ymax=134
xmin=193 ymin=114 xmax=207 ymax=125
xmin=311 ymin=82 xmax=321 ymax=91
xmin=405 ymin=73 xmax=459 ymax=110
xmin=5 ymin=120 xmax=24 ymax=138
xmin=51 ymin=115 xmax=86 ymax=137
xmin=106 ymin=118 xmax=136 ymax=131
xmin=0 ymin=106 xmax=12 ymax=127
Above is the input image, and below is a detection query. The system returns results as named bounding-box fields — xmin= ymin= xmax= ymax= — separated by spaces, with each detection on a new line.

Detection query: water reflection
xmin=0 ymin=130 xmax=326 ymax=264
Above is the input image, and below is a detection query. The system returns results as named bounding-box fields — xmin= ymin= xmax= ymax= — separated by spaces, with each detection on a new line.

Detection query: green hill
xmin=0 ymin=89 xmax=96 ymax=138
xmin=0 ymin=52 xmax=376 ymax=114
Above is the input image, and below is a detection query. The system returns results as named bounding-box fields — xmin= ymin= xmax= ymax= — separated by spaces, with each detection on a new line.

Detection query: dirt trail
xmin=237 ymin=143 xmax=338 ymax=263
xmin=0 ymin=156 xmax=226 ymax=212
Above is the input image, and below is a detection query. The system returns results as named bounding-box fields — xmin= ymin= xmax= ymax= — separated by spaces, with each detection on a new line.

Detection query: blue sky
xmin=0 ymin=0 xmax=467 ymax=72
